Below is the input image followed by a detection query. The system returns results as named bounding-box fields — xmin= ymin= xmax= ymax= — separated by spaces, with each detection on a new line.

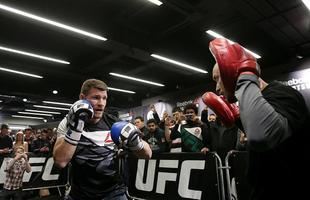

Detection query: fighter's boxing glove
xmin=111 ymin=121 xmax=144 ymax=151
xmin=209 ymin=38 xmax=259 ymax=103
xmin=202 ymin=92 xmax=239 ymax=128
xmin=65 ymin=99 xmax=94 ymax=145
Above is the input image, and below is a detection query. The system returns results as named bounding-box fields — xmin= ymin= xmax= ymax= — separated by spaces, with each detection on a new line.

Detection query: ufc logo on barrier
xmin=0 ymin=157 xmax=59 ymax=183
xmin=135 ymin=159 xmax=205 ymax=200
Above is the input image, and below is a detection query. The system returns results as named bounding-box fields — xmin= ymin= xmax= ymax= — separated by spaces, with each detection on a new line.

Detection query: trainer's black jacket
xmin=235 ymin=74 xmax=310 ymax=200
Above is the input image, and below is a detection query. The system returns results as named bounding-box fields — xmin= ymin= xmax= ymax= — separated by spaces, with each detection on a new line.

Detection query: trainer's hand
xmin=111 ymin=121 xmax=144 ymax=151
xmin=202 ymin=91 xmax=239 ymax=127
xmin=65 ymin=99 xmax=94 ymax=145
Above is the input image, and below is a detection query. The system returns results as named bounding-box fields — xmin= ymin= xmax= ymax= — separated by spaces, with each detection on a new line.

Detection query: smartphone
xmin=185 ymin=113 xmax=194 ymax=120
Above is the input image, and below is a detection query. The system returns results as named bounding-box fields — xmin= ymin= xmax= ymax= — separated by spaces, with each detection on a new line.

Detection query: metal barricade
xmin=224 ymin=151 xmax=251 ymax=200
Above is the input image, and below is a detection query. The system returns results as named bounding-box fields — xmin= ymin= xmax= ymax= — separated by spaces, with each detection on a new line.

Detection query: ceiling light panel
xmin=8 ymin=125 xmax=29 ymax=130
xmin=109 ymin=72 xmax=165 ymax=87
xmin=0 ymin=45 xmax=70 ymax=64
xmin=12 ymin=115 xmax=44 ymax=120
xmin=43 ymin=101 xmax=72 ymax=106
xmin=206 ymin=30 xmax=261 ymax=59
xmin=18 ymin=111 xmax=52 ymax=117
xmin=0 ymin=66 xmax=43 ymax=78
xmin=0 ymin=94 xmax=16 ymax=98
xmin=302 ymin=0 xmax=310 ymax=10
xmin=25 ymin=109 xmax=61 ymax=114
xmin=151 ymin=54 xmax=208 ymax=74
xmin=145 ymin=0 xmax=163 ymax=6
xmin=0 ymin=3 xmax=107 ymax=41
xmin=108 ymin=87 xmax=136 ymax=94
xmin=33 ymin=105 xmax=70 ymax=111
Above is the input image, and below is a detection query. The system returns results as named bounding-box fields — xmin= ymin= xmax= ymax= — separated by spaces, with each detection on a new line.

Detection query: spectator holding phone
xmin=2 ymin=146 xmax=31 ymax=200
xmin=166 ymin=103 xmax=211 ymax=153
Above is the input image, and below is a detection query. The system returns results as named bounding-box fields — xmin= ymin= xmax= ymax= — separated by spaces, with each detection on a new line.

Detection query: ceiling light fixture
xmin=0 ymin=3 xmax=107 ymax=41
xmin=0 ymin=94 xmax=16 ymax=98
xmin=206 ymin=30 xmax=261 ymax=59
xmin=206 ymin=30 xmax=225 ymax=39
xmin=108 ymin=87 xmax=136 ymax=94
xmin=12 ymin=115 xmax=44 ymax=120
xmin=0 ymin=45 xmax=70 ymax=64
xmin=302 ymin=0 xmax=310 ymax=10
xmin=151 ymin=54 xmax=208 ymax=74
xmin=18 ymin=111 xmax=52 ymax=117
xmin=33 ymin=105 xmax=70 ymax=111
xmin=0 ymin=66 xmax=43 ymax=78
xmin=0 ymin=45 xmax=69 ymax=64
xmin=25 ymin=109 xmax=61 ymax=114
xmin=109 ymin=72 xmax=164 ymax=87
xmin=8 ymin=125 xmax=29 ymax=130
xmin=43 ymin=100 xmax=72 ymax=106
xmin=145 ymin=0 xmax=163 ymax=6
xmin=52 ymin=90 xmax=58 ymax=94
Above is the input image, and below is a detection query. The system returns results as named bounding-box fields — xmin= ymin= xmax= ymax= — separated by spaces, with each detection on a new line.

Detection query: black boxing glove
xmin=65 ymin=99 xmax=94 ymax=145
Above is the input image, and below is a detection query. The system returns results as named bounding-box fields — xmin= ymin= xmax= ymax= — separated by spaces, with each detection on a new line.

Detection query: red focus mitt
xmin=202 ymin=92 xmax=239 ymax=128
xmin=209 ymin=38 xmax=258 ymax=103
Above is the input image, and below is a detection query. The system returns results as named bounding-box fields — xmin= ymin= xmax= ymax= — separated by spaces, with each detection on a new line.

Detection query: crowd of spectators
xmin=0 ymin=124 xmax=58 ymax=199
xmin=0 ymin=125 xmax=57 ymax=158
xmin=131 ymin=103 xmax=246 ymax=157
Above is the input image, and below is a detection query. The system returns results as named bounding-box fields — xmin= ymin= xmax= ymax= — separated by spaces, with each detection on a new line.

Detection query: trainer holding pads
xmin=206 ymin=38 xmax=309 ymax=200
xmin=53 ymin=79 xmax=151 ymax=200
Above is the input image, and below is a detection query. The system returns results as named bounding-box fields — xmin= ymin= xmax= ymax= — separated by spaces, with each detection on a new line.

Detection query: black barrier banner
xmin=0 ymin=155 xmax=67 ymax=189
xmin=127 ymin=152 xmax=220 ymax=200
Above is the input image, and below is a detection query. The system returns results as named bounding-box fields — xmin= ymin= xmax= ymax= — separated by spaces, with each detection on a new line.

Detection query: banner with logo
xmin=275 ymin=67 xmax=310 ymax=110
xmin=127 ymin=152 xmax=221 ymax=200
xmin=0 ymin=154 xmax=68 ymax=189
